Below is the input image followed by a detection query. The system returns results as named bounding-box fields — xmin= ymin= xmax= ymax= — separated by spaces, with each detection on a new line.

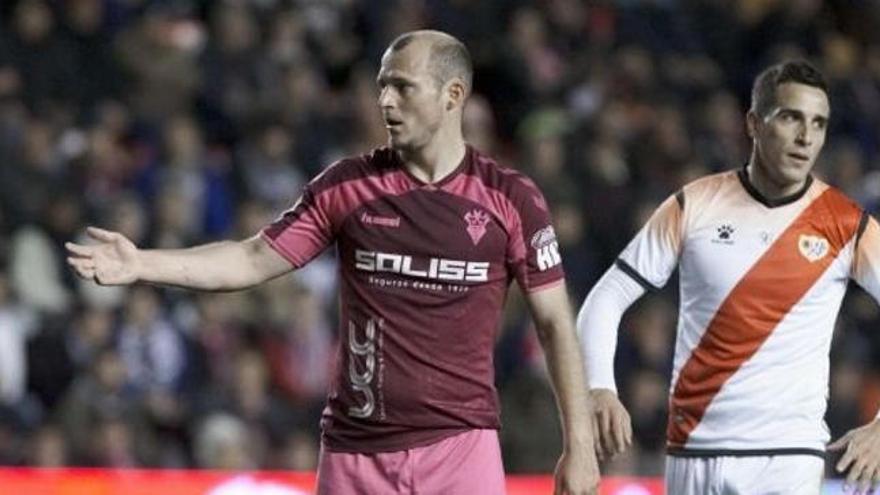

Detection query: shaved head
xmin=387 ymin=30 xmax=473 ymax=95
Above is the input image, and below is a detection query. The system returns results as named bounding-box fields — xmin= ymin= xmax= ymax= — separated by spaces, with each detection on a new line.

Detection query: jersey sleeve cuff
xmin=615 ymin=259 xmax=660 ymax=291
xmin=522 ymin=277 xmax=564 ymax=294
xmin=259 ymin=230 xmax=305 ymax=268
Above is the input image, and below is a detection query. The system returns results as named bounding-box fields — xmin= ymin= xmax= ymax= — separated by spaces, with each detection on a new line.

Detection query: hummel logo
xmin=361 ymin=212 xmax=400 ymax=228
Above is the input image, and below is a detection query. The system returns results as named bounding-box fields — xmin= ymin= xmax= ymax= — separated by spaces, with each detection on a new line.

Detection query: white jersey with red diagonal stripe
xmin=618 ymin=167 xmax=879 ymax=455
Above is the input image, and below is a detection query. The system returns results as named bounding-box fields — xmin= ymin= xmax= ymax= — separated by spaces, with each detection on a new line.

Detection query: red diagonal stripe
xmin=667 ymin=187 xmax=861 ymax=447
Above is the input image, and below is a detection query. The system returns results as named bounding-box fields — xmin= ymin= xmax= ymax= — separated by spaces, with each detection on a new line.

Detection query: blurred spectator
xmin=115 ymin=5 xmax=201 ymax=124
xmin=262 ymin=286 xmax=334 ymax=412
xmin=0 ymin=0 xmax=78 ymax=114
xmin=57 ymin=347 xmax=153 ymax=465
xmin=0 ymin=270 xmax=37 ymax=406
xmin=65 ymin=304 xmax=115 ymax=371
xmin=58 ymin=0 xmax=124 ymax=112
xmin=25 ymin=423 xmax=69 ymax=467
xmin=236 ymin=121 xmax=306 ymax=212
xmin=199 ymin=3 xmax=265 ymax=138
xmin=9 ymin=191 xmax=81 ymax=314
xmin=0 ymin=117 xmax=64 ymax=229
xmin=193 ymin=412 xmax=257 ymax=470
xmin=273 ymin=429 xmax=319 ymax=471
xmin=117 ymin=286 xmax=186 ymax=395
xmin=1 ymin=0 xmax=880 ymax=475
xmin=143 ymin=114 xmax=234 ymax=243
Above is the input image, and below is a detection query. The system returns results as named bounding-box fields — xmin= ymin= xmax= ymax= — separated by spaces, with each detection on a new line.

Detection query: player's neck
xmin=745 ymin=159 xmax=807 ymax=200
xmin=400 ymin=131 xmax=466 ymax=184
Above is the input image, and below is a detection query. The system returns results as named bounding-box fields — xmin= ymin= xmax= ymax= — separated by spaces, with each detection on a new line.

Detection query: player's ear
xmin=445 ymin=78 xmax=466 ymax=111
xmin=745 ymin=109 xmax=759 ymax=140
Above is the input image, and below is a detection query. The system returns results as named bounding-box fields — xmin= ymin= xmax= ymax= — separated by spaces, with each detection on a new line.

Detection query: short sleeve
xmin=260 ymin=181 xmax=335 ymax=269
xmin=617 ymin=193 xmax=684 ymax=290
xmin=509 ymin=185 xmax=565 ymax=292
xmin=852 ymin=214 xmax=880 ymax=300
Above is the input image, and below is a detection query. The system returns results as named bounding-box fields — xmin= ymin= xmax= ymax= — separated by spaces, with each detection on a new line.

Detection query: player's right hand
xmin=589 ymin=388 xmax=633 ymax=461
xmin=65 ymin=226 xmax=141 ymax=286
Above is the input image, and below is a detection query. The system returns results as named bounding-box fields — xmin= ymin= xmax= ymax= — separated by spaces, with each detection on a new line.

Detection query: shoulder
xmin=678 ymin=169 xmax=740 ymax=209
xmin=812 ymin=177 xmax=862 ymax=210
xmin=307 ymin=147 xmax=399 ymax=194
xmin=467 ymin=147 xmax=548 ymax=208
xmin=810 ymin=178 xmax=865 ymax=227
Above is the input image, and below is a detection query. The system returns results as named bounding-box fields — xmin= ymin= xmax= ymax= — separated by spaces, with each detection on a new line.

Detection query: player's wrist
xmin=563 ymin=425 xmax=593 ymax=450
xmin=132 ymin=248 xmax=148 ymax=283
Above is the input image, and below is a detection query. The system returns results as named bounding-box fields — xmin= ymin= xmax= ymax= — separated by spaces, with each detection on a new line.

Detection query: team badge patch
xmin=798 ymin=234 xmax=829 ymax=262
xmin=464 ymin=209 xmax=490 ymax=245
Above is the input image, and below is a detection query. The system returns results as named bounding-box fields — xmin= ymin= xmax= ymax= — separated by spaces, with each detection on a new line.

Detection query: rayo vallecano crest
xmin=798 ymin=234 xmax=829 ymax=262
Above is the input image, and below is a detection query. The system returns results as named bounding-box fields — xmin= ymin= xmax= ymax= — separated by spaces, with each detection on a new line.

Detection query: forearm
xmin=537 ymin=317 xmax=593 ymax=449
xmin=137 ymin=238 xmax=280 ymax=291
xmin=576 ymin=265 xmax=645 ymax=392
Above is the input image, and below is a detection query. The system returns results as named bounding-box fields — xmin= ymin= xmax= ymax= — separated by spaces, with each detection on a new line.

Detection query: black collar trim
xmin=737 ymin=165 xmax=813 ymax=208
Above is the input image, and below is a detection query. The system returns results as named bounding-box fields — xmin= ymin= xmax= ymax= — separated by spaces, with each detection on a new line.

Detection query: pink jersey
xmin=261 ymin=146 xmax=564 ymax=452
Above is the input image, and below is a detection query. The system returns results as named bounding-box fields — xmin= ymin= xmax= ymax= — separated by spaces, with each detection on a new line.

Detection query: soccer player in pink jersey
xmin=66 ymin=30 xmax=599 ymax=495
xmin=578 ymin=60 xmax=880 ymax=494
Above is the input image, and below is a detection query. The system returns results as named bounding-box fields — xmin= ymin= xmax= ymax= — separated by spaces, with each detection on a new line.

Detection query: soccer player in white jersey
xmin=577 ymin=60 xmax=880 ymax=494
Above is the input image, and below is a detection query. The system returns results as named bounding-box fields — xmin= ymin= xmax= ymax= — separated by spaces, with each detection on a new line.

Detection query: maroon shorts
xmin=315 ymin=429 xmax=506 ymax=494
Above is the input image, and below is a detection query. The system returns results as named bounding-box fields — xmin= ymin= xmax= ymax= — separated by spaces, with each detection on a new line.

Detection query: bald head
xmin=387 ymin=30 xmax=473 ymax=96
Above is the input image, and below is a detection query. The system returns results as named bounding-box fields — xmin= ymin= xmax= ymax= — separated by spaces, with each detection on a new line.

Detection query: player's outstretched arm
xmin=525 ymin=282 xmax=599 ymax=495
xmin=66 ymin=226 xmax=292 ymax=291
xmin=828 ymin=418 xmax=880 ymax=494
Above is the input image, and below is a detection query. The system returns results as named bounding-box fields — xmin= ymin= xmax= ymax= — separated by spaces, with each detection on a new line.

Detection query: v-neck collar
xmin=396 ymin=145 xmax=472 ymax=189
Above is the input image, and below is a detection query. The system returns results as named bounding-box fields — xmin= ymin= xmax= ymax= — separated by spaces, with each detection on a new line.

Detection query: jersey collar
xmin=396 ymin=145 xmax=472 ymax=189
xmin=737 ymin=164 xmax=813 ymax=208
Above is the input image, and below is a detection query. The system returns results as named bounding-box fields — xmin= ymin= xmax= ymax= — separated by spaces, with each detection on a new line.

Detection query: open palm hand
xmin=66 ymin=227 xmax=140 ymax=286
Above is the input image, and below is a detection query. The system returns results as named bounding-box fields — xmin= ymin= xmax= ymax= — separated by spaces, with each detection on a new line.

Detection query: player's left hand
xmin=553 ymin=447 xmax=599 ymax=495
xmin=828 ymin=418 xmax=880 ymax=494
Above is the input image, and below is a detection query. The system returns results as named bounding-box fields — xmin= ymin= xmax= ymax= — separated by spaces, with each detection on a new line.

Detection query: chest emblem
xmin=464 ymin=209 xmax=491 ymax=245
xmin=798 ymin=234 xmax=829 ymax=262
xmin=711 ymin=224 xmax=735 ymax=245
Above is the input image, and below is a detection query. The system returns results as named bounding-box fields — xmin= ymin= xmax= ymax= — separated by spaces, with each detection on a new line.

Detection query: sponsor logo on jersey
xmin=712 ymin=224 xmax=735 ymax=245
xmin=360 ymin=212 xmax=401 ymax=228
xmin=355 ymin=249 xmax=489 ymax=282
xmin=464 ymin=209 xmax=490 ymax=245
xmin=531 ymin=225 xmax=561 ymax=271
xmin=798 ymin=234 xmax=829 ymax=262
xmin=348 ymin=318 xmax=383 ymax=419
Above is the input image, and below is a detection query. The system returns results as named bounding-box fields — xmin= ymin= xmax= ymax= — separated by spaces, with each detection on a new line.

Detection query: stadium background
xmin=0 ymin=0 xmax=879 ymax=491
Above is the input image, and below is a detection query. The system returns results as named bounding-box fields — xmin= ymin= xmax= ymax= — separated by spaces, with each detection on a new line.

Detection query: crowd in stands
xmin=1 ymin=0 xmax=880 ymax=476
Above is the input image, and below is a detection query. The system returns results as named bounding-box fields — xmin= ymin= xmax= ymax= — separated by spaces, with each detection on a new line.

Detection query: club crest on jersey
xmin=531 ymin=225 xmax=562 ymax=271
xmin=798 ymin=234 xmax=829 ymax=262
xmin=464 ymin=209 xmax=490 ymax=245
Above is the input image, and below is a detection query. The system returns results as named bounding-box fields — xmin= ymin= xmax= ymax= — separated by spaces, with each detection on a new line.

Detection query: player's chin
xmin=387 ymin=136 xmax=412 ymax=152
xmin=773 ymin=161 xmax=811 ymax=184
xmin=780 ymin=166 xmax=812 ymax=186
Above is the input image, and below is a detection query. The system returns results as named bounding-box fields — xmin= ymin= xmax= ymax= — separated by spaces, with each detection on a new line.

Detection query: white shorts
xmin=665 ymin=454 xmax=824 ymax=495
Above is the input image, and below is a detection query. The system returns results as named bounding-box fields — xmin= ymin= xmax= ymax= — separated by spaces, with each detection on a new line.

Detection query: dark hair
xmin=750 ymin=60 xmax=828 ymax=117
xmin=389 ymin=32 xmax=473 ymax=93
